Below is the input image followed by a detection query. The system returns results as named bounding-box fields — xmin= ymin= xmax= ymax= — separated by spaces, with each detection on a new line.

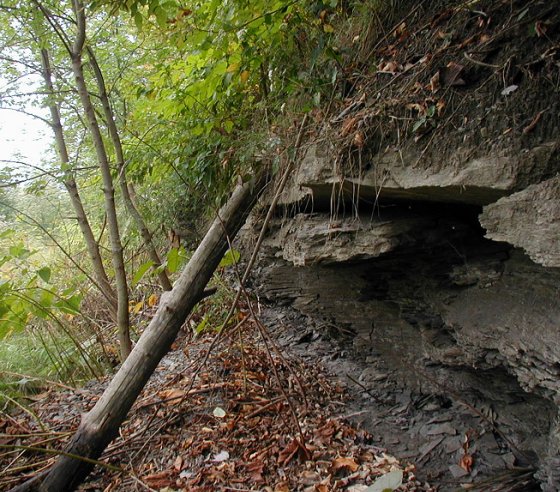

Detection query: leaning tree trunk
xmin=87 ymin=46 xmax=173 ymax=292
xmin=10 ymin=168 xmax=269 ymax=492
xmin=71 ymin=0 xmax=131 ymax=360
xmin=39 ymin=47 xmax=118 ymax=314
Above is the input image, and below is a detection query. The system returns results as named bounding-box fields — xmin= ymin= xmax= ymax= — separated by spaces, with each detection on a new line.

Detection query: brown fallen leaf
xmin=535 ymin=20 xmax=547 ymax=37
xmin=246 ymin=459 xmax=265 ymax=483
xmin=143 ymin=470 xmax=175 ymax=488
xmin=406 ymin=102 xmax=427 ymax=114
xmin=412 ymin=81 xmax=424 ymax=94
xmin=430 ymin=71 xmax=441 ymax=92
xmin=158 ymin=388 xmax=185 ymax=402
xmin=459 ymin=453 xmax=474 ymax=472
xmin=378 ymin=60 xmax=400 ymax=73
xmin=331 ymin=456 xmax=360 ymax=473
xmin=315 ymin=476 xmax=331 ymax=492
xmin=436 ymin=98 xmax=446 ymax=116
xmin=314 ymin=419 xmax=337 ymax=443
xmin=353 ymin=131 xmax=365 ymax=149
xmin=300 ymin=469 xmax=321 ymax=485
xmin=274 ymin=481 xmax=290 ymax=492
xmin=340 ymin=116 xmax=359 ymax=137
xmin=440 ymin=61 xmax=465 ymax=86
xmin=394 ymin=21 xmax=407 ymax=38
xmin=277 ymin=438 xmax=299 ymax=466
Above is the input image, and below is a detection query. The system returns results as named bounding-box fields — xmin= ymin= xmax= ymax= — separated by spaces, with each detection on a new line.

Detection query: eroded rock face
xmin=249 ymin=1 xmax=560 ymax=488
xmin=288 ymin=141 xmax=559 ymax=207
xmin=443 ymin=251 xmax=560 ymax=399
xmin=252 ymin=98 xmax=560 ymax=491
xmin=480 ymin=176 xmax=560 ymax=268
xmin=265 ymin=212 xmax=445 ymax=266
xmin=258 ymin=213 xmax=560 ymax=403
xmin=254 ymin=207 xmax=560 ymax=487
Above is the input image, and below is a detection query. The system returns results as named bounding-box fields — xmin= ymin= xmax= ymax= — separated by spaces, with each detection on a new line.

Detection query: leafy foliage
xmin=0 ymin=0 xmax=347 ymax=382
xmin=0 ymin=228 xmax=82 ymax=338
xmin=100 ymin=0 xmax=343 ymax=229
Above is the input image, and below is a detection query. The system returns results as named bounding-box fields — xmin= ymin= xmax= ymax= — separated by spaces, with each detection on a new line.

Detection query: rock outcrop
xmin=248 ymin=0 xmax=560 ymax=489
xmin=287 ymin=141 xmax=559 ymax=208
xmin=480 ymin=175 xmax=560 ymax=268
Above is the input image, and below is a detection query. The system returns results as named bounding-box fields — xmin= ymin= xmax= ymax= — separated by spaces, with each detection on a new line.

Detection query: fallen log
xmin=11 ymin=170 xmax=269 ymax=492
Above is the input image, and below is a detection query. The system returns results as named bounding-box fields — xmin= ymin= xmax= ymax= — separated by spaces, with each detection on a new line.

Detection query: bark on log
xmin=11 ymin=171 xmax=268 ymax=492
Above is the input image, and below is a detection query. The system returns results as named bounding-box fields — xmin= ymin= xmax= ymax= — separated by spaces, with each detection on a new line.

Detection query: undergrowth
xmin=0 ymin=323 xmax=107 ymax=406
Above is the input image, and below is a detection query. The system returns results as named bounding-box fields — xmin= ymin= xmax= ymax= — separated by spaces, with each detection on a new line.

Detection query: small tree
xmin=39 ymin=46 xmax=118 ymax=313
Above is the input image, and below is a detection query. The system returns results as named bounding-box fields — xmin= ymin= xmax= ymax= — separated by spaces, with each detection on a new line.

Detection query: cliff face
xmin=250 ymin=0 xmax=560 ymax=489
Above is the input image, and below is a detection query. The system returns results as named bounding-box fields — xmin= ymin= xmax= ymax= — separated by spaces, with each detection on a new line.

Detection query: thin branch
xmin=0 ymin=55 xmax=41 ymax=74
xmin=31 ymin=0 xmax=72 ymax=56
xmin=123 ymin=125 xmax=191 ymax=189
xmin=0 ymin=173 xmax=54 ymax=188
xmin=233 ymin=0 xmax=300 ymax=31
xmin=0 ymin=106 xmax=53 ymax=127
xmin=0 ymin=371 xmax=75 ymax=391
xmin=0 ymin=89 xmax=74 ymax=99
xmin=0 ymin=445 xmax=123 ymax=473
xmin=0 ymin=160 xmax=58 ymax=179
xmin=71 ymin=0 xmax=86 ymax=55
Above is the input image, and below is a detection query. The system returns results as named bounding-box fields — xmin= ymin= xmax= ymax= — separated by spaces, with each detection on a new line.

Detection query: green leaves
xmin=0 ymin=283 xmax=83 ymax=338
xmin=219 ymin=248 xmax=240 ymax=268
xmin=132 ymin=259 xmax=155 ymax=286
xmin=166 ymin=247 xmax=180 ymax=273
xmin=0 ymin=232 xmax=81 ymax=338
xmin=194 ymin=314 xmax=209 ymax=335
xmin=9 ymin=243 xmax=32 ymax=260
xmin=104 ymin=0 xmax=343 ymax=239
xmin=93 ymin=0 xmax=180 ymax=28
xmin=412 ymin=105 xmax=437 ymax=134
xmin=131 ymin=246 xmax=188 ymax=288
xmin=37 ymin=267 xmax=52 ymax=283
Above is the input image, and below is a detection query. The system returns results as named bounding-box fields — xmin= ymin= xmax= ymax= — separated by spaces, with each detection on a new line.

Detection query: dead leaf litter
xmin=0 ymin=315 xmax=433 ymax=491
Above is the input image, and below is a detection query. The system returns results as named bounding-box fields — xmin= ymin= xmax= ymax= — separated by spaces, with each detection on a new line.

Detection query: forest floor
xmin=1 ymin=297 xmax=432 ymax=492
xmin=0 ymin=295 xmax=537 ymax=491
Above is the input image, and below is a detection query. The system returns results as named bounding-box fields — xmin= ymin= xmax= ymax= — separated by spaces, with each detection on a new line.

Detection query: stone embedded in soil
xmin=425 ymin=423 xmax=456 ymax=436
xmin=448 ymin=464 xmax=469 ymax=479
